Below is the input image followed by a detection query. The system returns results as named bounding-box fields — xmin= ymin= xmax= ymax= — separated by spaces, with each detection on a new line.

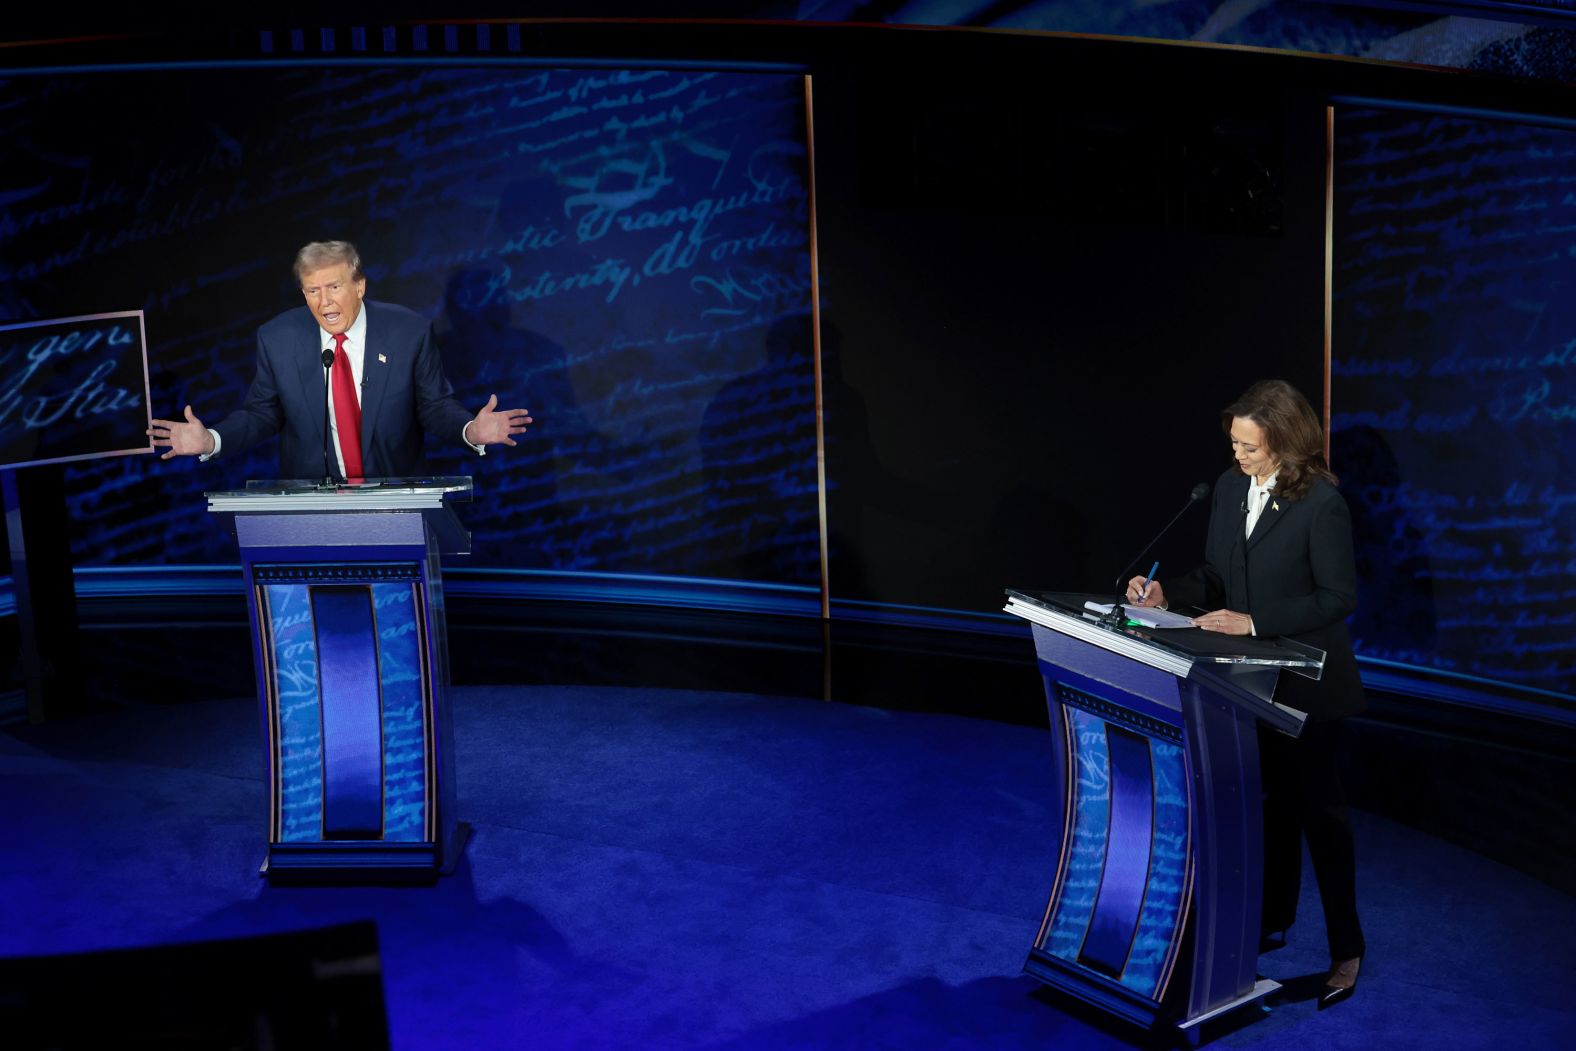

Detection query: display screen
xmin=1331 ymin=104 xmax=1576 ymax=703
xmin=0 ymin=311 xmax=151 ymax=469
xmin=0 ymin=66 xmax=817 ymax=581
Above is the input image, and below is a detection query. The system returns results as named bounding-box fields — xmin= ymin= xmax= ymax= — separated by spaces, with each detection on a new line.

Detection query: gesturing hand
xmin=465 ymin=394 xmax=533 ymax=447
xmin=148 ymin=405 xmax=214 ymax=460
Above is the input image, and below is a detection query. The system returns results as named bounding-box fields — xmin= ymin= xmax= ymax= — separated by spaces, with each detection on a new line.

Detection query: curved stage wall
xmin=0 ymin=25 xmax=1571 ymax=720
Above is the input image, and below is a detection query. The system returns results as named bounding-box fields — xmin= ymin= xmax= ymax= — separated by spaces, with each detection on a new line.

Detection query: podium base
xmin=259 ymin=822 xmax=472 ymax=885
xmin=1176 ymin=976 xmax=1280 ymax=1031
xmin=1024 ymin=949 xmax=1279 ymax=1033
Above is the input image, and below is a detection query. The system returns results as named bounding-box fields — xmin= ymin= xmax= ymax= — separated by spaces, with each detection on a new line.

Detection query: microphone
xmin=1102 ymin=482 xmax=1211 ymax=625
xmin=320 ymin=347 xmax=336 ymax=488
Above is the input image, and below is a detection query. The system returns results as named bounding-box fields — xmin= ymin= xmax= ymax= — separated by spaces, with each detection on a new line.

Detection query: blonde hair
xmin=293 ymin=240 xmax=363 ymax=283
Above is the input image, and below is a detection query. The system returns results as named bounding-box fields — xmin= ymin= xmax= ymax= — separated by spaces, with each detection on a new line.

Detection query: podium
xmin=1004 ymin=590 xmax=1320 ymax=1034
xmin=208 ymin=478 xmax=473 ymax=884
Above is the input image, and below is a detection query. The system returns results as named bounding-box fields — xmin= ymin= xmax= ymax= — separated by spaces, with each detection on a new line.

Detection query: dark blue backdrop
xmin=0 ymin=65 xmax=818 ymax=583
xmin=1332 ymin=104 xmax=1576 ymax=701
xmin=4 ymin=59 xmax=1574 ymax=706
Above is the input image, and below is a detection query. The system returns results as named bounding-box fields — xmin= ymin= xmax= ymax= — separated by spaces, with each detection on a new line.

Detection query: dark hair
xmin=1221 ymin=380 xmax=1337 ymax=501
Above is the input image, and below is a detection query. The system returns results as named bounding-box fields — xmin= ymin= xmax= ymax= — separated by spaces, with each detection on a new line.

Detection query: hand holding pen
xmin=1125 ymin=562 xmax=1167 ymax=608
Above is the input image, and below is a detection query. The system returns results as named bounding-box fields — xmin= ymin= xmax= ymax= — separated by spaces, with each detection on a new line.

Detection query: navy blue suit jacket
xmin=1166 ymin=467 xmax=1366 ymax=721
xmin=213 ymin=300 xmax=476 ymax=479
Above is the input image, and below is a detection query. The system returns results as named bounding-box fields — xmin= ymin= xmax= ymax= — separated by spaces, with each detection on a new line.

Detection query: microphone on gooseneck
xmin=1102 ymin=482 xmax=1211 ymax=625
xmin=320 ymin=347 xmax=336 ymax=488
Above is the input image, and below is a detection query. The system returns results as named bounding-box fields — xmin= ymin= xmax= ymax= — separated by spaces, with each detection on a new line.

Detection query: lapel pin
xmin=377 ymin=353 xmax=387 ymax=364
xmin=1272 ymin=501 xmax=1280 ymax=511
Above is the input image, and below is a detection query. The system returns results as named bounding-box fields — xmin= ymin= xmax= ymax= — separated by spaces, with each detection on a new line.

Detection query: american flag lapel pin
xmin=377 ymin=353 xmax=387 ymax=364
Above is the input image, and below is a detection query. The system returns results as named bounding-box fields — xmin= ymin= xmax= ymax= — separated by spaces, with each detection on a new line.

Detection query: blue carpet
xmin=2 ymin=686 xmax=1573 ymax=1048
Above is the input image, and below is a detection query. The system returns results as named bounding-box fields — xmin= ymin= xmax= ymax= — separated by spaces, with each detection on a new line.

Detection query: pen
xmin=1137 ymin=561 xmax=1158 ymax=603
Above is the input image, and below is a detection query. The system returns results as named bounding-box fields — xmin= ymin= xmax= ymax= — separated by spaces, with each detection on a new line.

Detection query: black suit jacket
xmin=213 ymin=300 xmax=476 ymax=479
xmin=1167 ymin=467 xmax=1366 ymax=721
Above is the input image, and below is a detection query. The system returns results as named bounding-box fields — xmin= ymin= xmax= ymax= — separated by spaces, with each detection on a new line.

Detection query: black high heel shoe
xmin=1318 ymin=957 xmax=1361 ymax=1010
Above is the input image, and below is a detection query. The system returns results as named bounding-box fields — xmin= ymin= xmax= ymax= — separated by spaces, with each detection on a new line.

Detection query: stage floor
xmin=3 ymin=684 xmax=1572 ymax=1048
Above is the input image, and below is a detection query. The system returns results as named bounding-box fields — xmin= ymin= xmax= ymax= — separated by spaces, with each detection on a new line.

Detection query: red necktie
xmin=330 ymin=332 xmax=364 ymax=481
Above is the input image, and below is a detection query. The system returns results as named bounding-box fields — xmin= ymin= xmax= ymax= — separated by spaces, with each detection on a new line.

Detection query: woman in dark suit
xmin=1127 ymin=379 xmax=1365 ymax=1009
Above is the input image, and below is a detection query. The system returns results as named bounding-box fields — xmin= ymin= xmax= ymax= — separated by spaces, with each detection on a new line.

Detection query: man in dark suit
xmin=1127 ymin=379 xmax=1365 ymax=1010
xmin=149 ymin=240 xmax=531 ymax=476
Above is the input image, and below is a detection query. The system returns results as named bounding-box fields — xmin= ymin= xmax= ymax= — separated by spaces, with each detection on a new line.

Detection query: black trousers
xmin=1258 ymin=719 xmax=1366 ymax=962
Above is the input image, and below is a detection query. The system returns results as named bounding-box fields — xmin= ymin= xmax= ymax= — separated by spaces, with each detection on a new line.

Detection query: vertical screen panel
xmin=1122 ymin=735 xmax=1188 ymax=997
xmin=1332 ymin=105 xmax=1576 ymax=703
xmin=1039 ymin=690 xmax=1192 ymax=1002
xmin=375 ymin=582 xmax=428 ymax=841
xmin=264 ymin=583 xmax=324 ymax=842
xmin=1042 ymin=705 xmax=1109 ymax=962
xmin=1078 ymin=724 xmax=1153 ymax=978
xmin=312 ymin=586 xmax=384 ymax=840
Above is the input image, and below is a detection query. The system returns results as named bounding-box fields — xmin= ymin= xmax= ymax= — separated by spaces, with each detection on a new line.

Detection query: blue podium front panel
xmin=255 ymin=564 xmax=432 ymax=850
xmin=373 ymin=582 xmax=431 ymax=843
xmin=1031 ymin=679 xmax=1192 ymax=1013
xmin=264 ymin=582 xmax=325 ymax=843
xmin=313 ymin=585 xmax=384 ymax=838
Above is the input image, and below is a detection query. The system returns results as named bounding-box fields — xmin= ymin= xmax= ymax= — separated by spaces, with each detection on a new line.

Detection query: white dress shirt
xmin=1245 ymin=470 xmax=1278 ymax=537
xmin=1240 ymin=470 xmax=1278 ymax=635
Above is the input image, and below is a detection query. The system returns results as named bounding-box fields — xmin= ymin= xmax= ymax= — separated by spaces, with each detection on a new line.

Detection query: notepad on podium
xmin=1083 ymin=601 xmax=1198 ymax=629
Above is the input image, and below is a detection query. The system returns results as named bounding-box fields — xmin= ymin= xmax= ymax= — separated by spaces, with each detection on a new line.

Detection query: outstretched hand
xmin=465 ymin=394 xmax=533 ymax=447
xmin=148 ymin=405 xmax=214 ymax=460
